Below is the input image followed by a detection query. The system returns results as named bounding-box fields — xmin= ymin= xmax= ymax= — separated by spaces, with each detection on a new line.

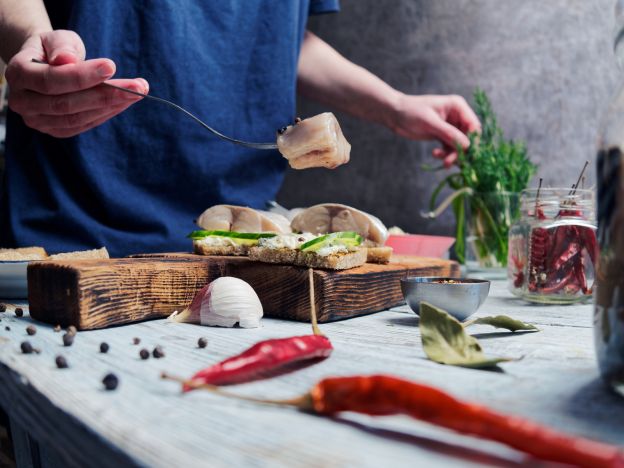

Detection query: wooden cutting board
xmin=27 ymin=253 xmax=459 ymax=330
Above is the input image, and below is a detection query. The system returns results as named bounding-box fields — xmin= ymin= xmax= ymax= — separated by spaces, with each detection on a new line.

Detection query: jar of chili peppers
xmin=507 ymin=187 xmax=598 ymax=304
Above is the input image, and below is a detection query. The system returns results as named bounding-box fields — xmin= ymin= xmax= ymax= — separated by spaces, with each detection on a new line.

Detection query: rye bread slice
xmin=249 ymin=246 xmax=366 ymax=270
xmin=47 ymin=247 xmax=110 ymax=260
xmin=366 ymin=246 xmax=393 ymax=264
xmin=0 ymin=246 xmax=48 ymax=261
xmin=193 ymin=240 xmax=249 ymax=256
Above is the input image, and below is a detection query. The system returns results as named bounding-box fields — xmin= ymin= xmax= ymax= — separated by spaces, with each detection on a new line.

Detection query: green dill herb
xmin=430 ymin=88 xmax=537 ymax=265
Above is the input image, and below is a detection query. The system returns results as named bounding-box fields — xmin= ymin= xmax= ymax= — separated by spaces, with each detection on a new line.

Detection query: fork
xmin=31 ymin=58 xmax=278 ymax=150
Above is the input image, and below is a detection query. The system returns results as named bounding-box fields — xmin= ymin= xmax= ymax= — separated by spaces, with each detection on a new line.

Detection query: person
xmin=0 ymin=0 xmax=480 ymax=257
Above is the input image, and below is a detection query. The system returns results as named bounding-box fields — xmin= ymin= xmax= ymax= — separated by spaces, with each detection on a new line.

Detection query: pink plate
xmin=385 ymin=234 xmax=455 ymax=258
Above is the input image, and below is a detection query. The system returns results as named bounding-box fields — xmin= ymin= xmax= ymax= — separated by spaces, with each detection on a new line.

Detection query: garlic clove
xmin=169 ymin=277 xmax=263 ymax=328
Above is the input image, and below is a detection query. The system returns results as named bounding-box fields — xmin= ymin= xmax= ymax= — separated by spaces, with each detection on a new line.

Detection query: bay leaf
xmin=419 ymin=302 xmax=514 ymax=368
xmin=464 ymin=315 xmax=539 ymax=332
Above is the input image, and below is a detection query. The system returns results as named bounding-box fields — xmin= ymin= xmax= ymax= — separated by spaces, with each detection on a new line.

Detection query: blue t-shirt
xmin=0 ymin=0 xmax=339 ymax=257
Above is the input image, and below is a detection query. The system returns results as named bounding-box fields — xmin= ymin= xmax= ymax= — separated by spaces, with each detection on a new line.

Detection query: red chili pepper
xmin=308 ymin=375 xmax=624 ymax=467
xmin=574 ymin=258 xmax=588 ymax=294
xmin=539 ymin=266 xmax=576 ymax=294
xmin=557 ymin=208 xmax=583 ymax=218
xmin=181 ymin=268 xmax=333 ymax=391
xmin=184 ymin=335 xmax=332 ymax=390
xmin=171 ymin=374 xmax=624 ymax=467
xmin=510 ymin=255 xmax=524 ymax=288
xmin=579 ymin=226 xmax=599 ymax=267
xmin=548 ymin=225 xmax=577 ymax=266
xmin=528 ymin=227 xmax=551 ymax=291
xmin=552 ymin=240 xmax=580 ymax=271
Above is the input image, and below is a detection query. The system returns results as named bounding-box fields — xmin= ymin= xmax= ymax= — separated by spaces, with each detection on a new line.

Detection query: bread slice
xmin=47 ymin=247 xmax=109 ymax=260
xmin=366 ymin=246 xmax=393 ymax=264
xmin=249 ymin=246 xmax=366 ymax=270
xmin=0 ymin=247 xmax=48 ymax=261
xmin=193 ymin=240 xmax=248 ymax=256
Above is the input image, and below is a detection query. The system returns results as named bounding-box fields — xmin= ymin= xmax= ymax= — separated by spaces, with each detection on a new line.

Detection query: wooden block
xmin=27 ymin=256 xmax=246 ymax=330
xmin=28 ymin=254 xmax=458 ymax=330
xmin=226 ymin=256 xmax=458 ymax=322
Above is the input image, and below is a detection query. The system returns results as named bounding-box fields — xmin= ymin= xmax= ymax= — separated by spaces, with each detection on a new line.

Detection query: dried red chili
xmin=527 ymin=207 xmax=597 ymax=297
xmin=181 ymin=269 xmax=333 ymax=391
xmin=183 ymin=334 xmax=332 ymax=390
xmin=169 ymin=374 xmax=624 ymax=467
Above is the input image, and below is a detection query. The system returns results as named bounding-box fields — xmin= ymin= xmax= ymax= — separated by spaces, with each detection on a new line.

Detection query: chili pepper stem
xmin=569 ymin=161 xmax=589 ymax=196
xmin=160 ymin=372 xmax=313 ymax=409
xmin=534 ymin=178 xmax=543 ymax=216
xmin=308 ymin=268 xmax=323 ymax=336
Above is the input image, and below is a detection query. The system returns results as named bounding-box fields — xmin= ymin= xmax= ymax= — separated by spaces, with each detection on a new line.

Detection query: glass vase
xmin=463 ymin=191 xmax=521 ymax=279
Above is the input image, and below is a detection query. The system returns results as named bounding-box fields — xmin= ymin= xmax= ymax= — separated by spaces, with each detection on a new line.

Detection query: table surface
xmin=0 ymin=281 xmax=622 ymax=468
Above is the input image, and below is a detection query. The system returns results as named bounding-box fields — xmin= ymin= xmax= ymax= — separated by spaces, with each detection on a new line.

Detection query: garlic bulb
xmin=170 ymin=277 xmax=263 ymax=328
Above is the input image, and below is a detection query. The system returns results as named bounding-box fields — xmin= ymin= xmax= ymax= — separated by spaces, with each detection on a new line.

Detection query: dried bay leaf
xmin=419 ymin=302 xmax=515 ymax=368
xmin=463 ymin=315 xmax=539 ymax=332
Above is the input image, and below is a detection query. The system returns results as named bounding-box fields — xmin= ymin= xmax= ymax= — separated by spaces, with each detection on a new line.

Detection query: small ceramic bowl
xmin=400 ymin=276 xmax=490 ymax=321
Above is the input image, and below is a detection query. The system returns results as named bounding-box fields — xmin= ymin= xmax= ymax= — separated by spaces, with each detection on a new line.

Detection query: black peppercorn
xmin=62 ymin=333 xmax=74 ymax=347
xmin=26 ymin=325 xmax=36 ymax=336
xmin=294 ymin=117 xmax=302 ymax=123
xmin=14 ymin=307 xmax=23 ymax=317
xmin=20 ymin=341 xmax=33 ymax=354
xmin=152 ymin=346 xmax=165 ymax=358
xmin=0 ymin=303 xmax=6 ymax=312
xmin=67 ymin=325 xmax=77 ymax=336
xmin=5 ymin=326 xmax=10 ymax=331
xmin=139 ymin=349 xmax=150 ymax=360
xmin=198 ymin=337 xmax=208 ymax=349
xmin=132 ymin=337 xmax=141 ymax=345
xmin=100 ymin=342 xmax=109 ymax=353
xmin=277 ymin=126 xmax=287 ymax=135
xmin=102 ymin=373 xmax=119 ymax=391
xmin=55 ymin=355 xmax=68 ymax=369
xmin=53 ymin=324 xmax=61 ymax=332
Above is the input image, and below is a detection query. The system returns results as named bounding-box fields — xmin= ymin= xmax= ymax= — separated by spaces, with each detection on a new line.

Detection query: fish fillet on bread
xmin=192 ymin=205 xmax=291 ymax=256
xmin=248 ymin=232 xmax=367 ymax=270
xmin=290 ymin=203 xmax=392 ymax=264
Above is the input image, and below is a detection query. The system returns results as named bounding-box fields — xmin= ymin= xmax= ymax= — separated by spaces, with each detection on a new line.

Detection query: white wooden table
xmin=0 ymin=281 xmax=622 ymax=467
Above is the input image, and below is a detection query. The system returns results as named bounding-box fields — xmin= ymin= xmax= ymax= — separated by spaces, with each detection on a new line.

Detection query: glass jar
xmin=465 ymin=191 xmax=521 ymax=280
xmin=594 ymin=0 xmax=624 ymax=396
xmin=507 ymin=188 xmax=597 ymax=304
xmin=507 ymin=193 xmax=532 ymax=296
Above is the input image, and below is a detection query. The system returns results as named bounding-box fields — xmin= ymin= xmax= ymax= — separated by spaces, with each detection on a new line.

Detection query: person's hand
xmin=391 ymin=94 xmax=481 ymax=168
xmin=5 ymin=30 xmax=148 ymax=138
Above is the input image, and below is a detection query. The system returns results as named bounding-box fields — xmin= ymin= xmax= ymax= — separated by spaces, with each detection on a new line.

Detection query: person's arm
xmin=297 ymin=31 xmax=481 ymax=167
xmin=0 ymin=0 xmax=51 ymax=63
xmin=0 ymin=0 xmax=148 ymax=138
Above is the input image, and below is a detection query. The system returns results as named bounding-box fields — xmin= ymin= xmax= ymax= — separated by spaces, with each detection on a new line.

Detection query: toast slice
xmin=249 ymin=246 xmax=366 ymax=270
xmin=193 ymin=240 xmax=248 ymax=256
xmin=0 ymin=246 xmax=48 ymax=261
xmin=47 ymin=247 xmax=110 ymax=260
xmin=366 ymin=246 xmax=393 ymax=264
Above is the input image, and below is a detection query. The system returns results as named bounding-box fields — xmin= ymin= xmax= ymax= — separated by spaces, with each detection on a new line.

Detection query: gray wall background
xmin=277 ymin=0 xmax=619 ymax=236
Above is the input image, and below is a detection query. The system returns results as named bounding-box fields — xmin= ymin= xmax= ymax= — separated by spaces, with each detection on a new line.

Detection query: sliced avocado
xmin=300 ymin=231 xmax=363 ymax=252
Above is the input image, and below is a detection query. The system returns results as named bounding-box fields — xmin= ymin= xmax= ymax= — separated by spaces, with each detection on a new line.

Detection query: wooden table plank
xmin=0 ymin=282 xmax=622 ymax=467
